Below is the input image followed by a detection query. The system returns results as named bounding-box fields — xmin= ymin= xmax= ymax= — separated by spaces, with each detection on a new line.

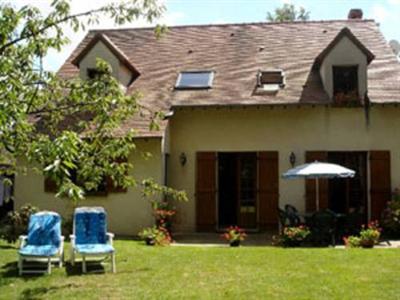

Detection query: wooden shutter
xmin=196 ymin=152 xmax=217 ymax=231
xmin=305 ymin=151 xmax=329 ymax=212
xmin=44 ymin=177 xmax=57 ymax=193
xmin=370 ymin=151 xmax=391 ymax=220
xmin=258 ymin=151 xmax=279 ymax=230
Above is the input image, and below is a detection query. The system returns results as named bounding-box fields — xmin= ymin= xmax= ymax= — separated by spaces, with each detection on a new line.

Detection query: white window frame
xmin=175 ymin=71 xmax=215 ymax=90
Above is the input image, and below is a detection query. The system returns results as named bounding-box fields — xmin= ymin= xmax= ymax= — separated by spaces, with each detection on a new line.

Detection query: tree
xmin=0 ymin=0 xmax=185 ymax=203
xmin=267 ymin=4 xmax=310 ymax=22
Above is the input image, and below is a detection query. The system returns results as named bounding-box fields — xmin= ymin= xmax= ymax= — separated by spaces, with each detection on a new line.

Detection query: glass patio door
xmin=238 ymin=153 xmax=257 ymax=229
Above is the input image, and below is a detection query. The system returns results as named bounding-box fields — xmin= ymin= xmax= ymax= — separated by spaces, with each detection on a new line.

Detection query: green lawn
xmin=0 ymin=240 xmax=399 ymax=300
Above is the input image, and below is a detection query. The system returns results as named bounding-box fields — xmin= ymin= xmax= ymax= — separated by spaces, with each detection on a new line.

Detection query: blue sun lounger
xmin=70 ymin=207 xmax=116 ymax=273
xmin=18 ymin=211 xmax=64 ymax=275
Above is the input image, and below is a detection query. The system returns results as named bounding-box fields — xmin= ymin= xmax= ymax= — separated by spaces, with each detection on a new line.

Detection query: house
xmin=14 ymin=9 xmax=400 ymax=235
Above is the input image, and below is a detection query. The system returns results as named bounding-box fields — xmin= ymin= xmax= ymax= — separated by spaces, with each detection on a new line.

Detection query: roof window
xmin=257 ymin=70 xmax=285 ymax=93
xmin=175 ymin=71 xmax=214 ymax=90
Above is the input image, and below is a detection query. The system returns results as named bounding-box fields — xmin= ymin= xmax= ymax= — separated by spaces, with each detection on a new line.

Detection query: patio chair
xmin=70 ymin=207 xmax=116 ymax=273
xmin=284 ymin=204 xmax=301 ymax=226
xmin=310 ymin=209 xmax=337 ymax=246
xmin=18 ymin=211 xmax=64 ymax=275
xmin=278 ymin=208 xmax=290 ymax=233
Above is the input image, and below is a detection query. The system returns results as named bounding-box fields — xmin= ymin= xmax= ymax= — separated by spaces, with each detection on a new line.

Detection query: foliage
xmin=61 ymin=214 xmax=73 ymax=239
xmin=0 ymin=0 xmax=167 ymax=203
xmin=343 ymin=236 xmax=361 ymax=248
xmin=151 ymin=201 xmax=176 ymax=229
xmin=266 ymin=4 xmax=310 ymax=22
xmin=142 ymin=178 xmax=187 ymax=235
xmin=381 ymin=188 xmax=400 ymax=237
xmin=359 ymin=221 xmax=381 ymax=248
xmin=344 ymin=221 xmax=381 ymax=248
xmin=279 ymin=225 xmax=310 ymax=247
xmin=138 ymin=226 xmax=171 ymax=246
xmin=221 ymin=226 xmax=247 ymax=244
xmin=0 ymin=204 xmax=39 ymax=243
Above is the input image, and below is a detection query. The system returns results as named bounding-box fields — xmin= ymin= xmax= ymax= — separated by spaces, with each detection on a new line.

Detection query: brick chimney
xmin=348 ymin=9 xmax=363 ymax=20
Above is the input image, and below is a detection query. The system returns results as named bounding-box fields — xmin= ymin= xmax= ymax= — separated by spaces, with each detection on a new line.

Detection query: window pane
xmin=333 ymin=66 xmax=358 ymax=95
xmin=176 ymin=72 xmax=213 ymax=89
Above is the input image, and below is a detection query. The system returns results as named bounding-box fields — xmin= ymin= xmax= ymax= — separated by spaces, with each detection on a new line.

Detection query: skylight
xmin=175 ymin=71 xmax=214 ymax=89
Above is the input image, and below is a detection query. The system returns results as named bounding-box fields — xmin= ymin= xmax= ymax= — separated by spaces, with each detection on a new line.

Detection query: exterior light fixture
xmin=289 ymin=152 xmax=296 ymax=167
xmin=179 ymin=152 xmax=187 ymax=166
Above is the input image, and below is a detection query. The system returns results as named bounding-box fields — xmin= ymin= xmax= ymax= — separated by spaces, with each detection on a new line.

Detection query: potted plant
xmin=221 ymin=226 xmax=246 ymax=247
xmin=138 ymin=226 xmax=172 ymax=246
xmin=281 ymin=225 xmax=310 ymax=247
xmin=359 ymin=221 xmax=381 ymax=248
xmin=344 ymin=221 xmax=381 ymax=248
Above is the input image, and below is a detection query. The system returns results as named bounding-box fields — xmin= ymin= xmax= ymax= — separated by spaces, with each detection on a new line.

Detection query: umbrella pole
xmin=315 ymin=178 xmax=319 ymax=211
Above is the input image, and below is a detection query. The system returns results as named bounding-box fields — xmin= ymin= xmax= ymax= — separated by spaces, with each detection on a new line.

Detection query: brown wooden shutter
xmin=305 ymin=151 xmax=329 ymax=212
xmin=196 ymin=152 xmax=217 ymax=231
xmin=258 ymin=151 xmax=279 ymax=230
xmin=44 ymin=177 xmax=58 ymax=193
xmin=107 ymin=157 xmax=128 ymax=193
xmin=370 ymin=151 xmax=391 ymax=220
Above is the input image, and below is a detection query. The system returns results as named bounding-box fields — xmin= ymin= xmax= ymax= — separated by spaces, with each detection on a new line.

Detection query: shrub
xmin=0 ymin=204 xmax=39 ymax=243
xmin=381 ymin=188 xmax=400 ymax=237
xmin=151 ymin=200 xmax=176 ymax=231
xmin=280 ymin=225 xmax=310 ymax=247
xmin=138 ymin=226 xmax=172 ymax=246
xmin=343 ymin=236 xmax=361 ymax=248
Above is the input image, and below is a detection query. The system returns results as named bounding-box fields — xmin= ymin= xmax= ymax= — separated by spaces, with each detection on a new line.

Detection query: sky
xmin=10 ymin=0 xmax=400 ymax=71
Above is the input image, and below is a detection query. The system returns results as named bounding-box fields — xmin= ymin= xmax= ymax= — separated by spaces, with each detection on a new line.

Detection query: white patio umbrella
xmin=282 ymin=161 xmax=356 ymax=211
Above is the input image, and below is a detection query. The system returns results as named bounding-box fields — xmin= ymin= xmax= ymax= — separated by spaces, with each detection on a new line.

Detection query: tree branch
xmin=0 ymin=7 xmax=104 ymax=54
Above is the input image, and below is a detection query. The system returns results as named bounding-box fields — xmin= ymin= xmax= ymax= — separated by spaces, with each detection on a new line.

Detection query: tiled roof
xmin=58 ymin=19 xmax=400 ymax=137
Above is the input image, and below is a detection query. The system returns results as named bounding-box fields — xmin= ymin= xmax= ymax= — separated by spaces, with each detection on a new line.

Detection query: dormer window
xmin=175 ymin=71 xmax=214 ymax=90
xmin=256 ymin=70 xmax=285 ymax=93
xmin=333 ymin=66 xmax=359 ymax=103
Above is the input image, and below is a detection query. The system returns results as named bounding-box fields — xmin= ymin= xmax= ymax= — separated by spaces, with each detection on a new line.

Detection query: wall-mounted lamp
xmin=179 ymin=152 xmax=187 ymax=166
xmin=289 ymin=152 xmax=296 ymax=167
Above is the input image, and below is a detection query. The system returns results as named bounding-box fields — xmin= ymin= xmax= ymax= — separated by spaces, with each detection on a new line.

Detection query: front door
xmin=218 ymin=153 xmax=257 ymax=229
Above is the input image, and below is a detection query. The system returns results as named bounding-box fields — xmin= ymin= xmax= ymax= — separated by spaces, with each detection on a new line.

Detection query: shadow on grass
xmin=1 ymin=261 xmax=20 ymax=279
xmin=0 ymin=244 xmax=16 ymax=250
xmin=65 ymin=262 xmax=105 ymax=276
xmin=19 ymin=283 xmax=80 ymax=300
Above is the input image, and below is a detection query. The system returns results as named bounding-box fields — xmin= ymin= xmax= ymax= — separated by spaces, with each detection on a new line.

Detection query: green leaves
xmin=266 ymin=4 xmax=310 ymax=22
xmin=0 ymin=0 xmax=175 ymax=203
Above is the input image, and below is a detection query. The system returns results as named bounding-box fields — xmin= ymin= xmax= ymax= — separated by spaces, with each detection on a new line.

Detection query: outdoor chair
xmin=310 ymin=209 xmax=337 ymax=246
xmin=18 ymin=211 xmax=64 ymax=275
xmin=70 ymin=207 xmax=116 ymax=273
xmin=284 ymin=204 xmax=301 ymax=226
xmin=343 ymin=211 xmax=364 ymax=237
xmin=278 ymin=208 xmax=291 ymax=233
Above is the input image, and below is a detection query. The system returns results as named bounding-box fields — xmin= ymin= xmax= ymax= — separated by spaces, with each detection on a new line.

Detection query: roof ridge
xmin=88 ymin=19 xmax=377 ymax=33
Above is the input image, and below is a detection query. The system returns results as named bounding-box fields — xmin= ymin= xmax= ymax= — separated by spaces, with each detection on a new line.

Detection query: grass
xmin=0 ymin=239 xmax=399 ymax=299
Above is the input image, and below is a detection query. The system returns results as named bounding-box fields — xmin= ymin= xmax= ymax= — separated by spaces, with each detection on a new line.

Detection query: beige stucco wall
xmin=14 ymin=138 xmax=163 ymax=236
xmin=320 ymin=36 xmax=368 ymax=99
xmin=79 ymin=40 xmax=132 ymax=87
xmin=167 ymin=106 xmax=400 ymax=232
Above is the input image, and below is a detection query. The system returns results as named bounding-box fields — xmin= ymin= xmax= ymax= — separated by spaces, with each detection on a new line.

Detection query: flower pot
xmin=145 ymin=237 xmax=156 ymax=246
xmin=230 ymin=240 xmax=240 ymax=247
xmin=360 ymin=240 xmax=375 ymax=248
